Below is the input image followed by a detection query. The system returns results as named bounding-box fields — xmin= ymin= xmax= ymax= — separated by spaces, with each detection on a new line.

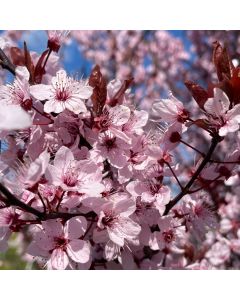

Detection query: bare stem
xmin=163 ymin=135 xmax=221 ymax=215
xmin=180 ymin=139 xmax=205 ymax=157
xmin=164 ymin=161 xmax=183 ymax=190
xmin=0 ymin=48 xmax=16 ymax=75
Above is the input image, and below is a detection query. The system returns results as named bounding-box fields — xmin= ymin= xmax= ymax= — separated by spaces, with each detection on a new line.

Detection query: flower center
xmin=56 ymin=89 xmax=70 ymax=101
xmin=149 ymin=183 xmax=161 ymax=195
xmin=177 ymin=109 xmax=189 ymax=123
xmin=62 ymin=166 xmax=78 ymax=187
xmin=54 ymin=236 xmax=68 ymax=250
xmin=103 ymin=137 xmax=117 ymax=151
xmin=163 ymin=230 xmax=174 ymax=243
xmin=102 ymin=211 xmax=118 ymax=227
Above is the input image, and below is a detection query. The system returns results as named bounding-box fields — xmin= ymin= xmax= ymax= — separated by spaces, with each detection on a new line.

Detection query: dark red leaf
xmin=24 ymin=41 xmax=35 ymax=84
xmin=185 ymin=80 xmax=209 ymax=109
xmin=212 ymin=41 xmax=234 ymax=81
xmin=34 ymin=49 xmax=49 ymax=84
xmin=89 ymin=65 xmax=107 ymax=116
xmin=228 ymin=67 xmax=240 ymax=105
xmin=10 ymin=47 xmax=25 ymax=66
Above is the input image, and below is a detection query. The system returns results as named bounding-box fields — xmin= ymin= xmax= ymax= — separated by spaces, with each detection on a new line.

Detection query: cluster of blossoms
xmin=0 ymin=31 xmax=240 ymax=269
xmin=71 ymin=30 xmax=189 ymax=111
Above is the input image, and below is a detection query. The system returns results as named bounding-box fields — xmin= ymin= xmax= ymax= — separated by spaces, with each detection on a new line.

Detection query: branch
xmin=0 ymin=182 xmax=96 ymax=221
xmin=0 ymin=48 xmax=16 ymax=75
xmin=0 ymin=182 xmax=44 ymax=219
xmin=163 ymin=135 xmax=222 ymax=215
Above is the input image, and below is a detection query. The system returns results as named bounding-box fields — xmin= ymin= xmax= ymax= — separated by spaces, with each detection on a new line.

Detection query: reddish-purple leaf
xmin=24 ymin=41 xmax=35 ymax=84
xmin=34 ymin=49 xmax=49 ymax=84
xmin=89 ymin=65 xmax=107 ymax=116
xmin=212 ymin=41 xmax=234 ymax=81
xmin=185 ymin=80 xmax=209 ymax=109
xmin=10 ymin=47 xmax=25 ymax=66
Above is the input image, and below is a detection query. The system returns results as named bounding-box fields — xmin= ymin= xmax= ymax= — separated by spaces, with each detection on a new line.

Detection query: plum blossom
xmin=118 ymin=135 xmax=150 ymax=183
xmin=30 ymin=69 xmax=93 ymax=114
xmin=0 ymin=66 xmax=32 ymax=109
xmin=45 ymin=146 xmax=104 ymax=197
xmin=94 ymin=193 xmax=141 ymax=247
xmin=93 ymin=104 xmax=131 ymax=143
xmin=149 ymin=216 xmax=185 ymax=251
xmin=204 ymin=88 xmax=240 ymax=136
xmin=126 ymin=179 xmax=171 ymax=215
xmin=152 ymin=93 xmax=189 ymax=124
xmin=174 ymin=194 xmax=218 ymax=241
xmin=28 ymin=217 xmax=91 ymax=269
xmin=93 ymin=130 xmax=130 ymax=168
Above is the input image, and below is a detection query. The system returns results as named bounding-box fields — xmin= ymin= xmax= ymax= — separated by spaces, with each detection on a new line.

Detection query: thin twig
xmin=180 ymin=139 xmax=205 ymax=157
xmin=164 ymin=161 xmax=183 ymax=190
xmin=0 ymin=48 xmax=16 ymax=75
xmin=163 ymin=135 xmax=221 ymax=215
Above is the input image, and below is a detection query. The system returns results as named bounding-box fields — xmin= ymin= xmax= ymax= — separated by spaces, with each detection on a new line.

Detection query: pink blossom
xmin=204 ymin=88 xmax=240 ymax=136
xmin=45 ymin=146 xmax=104 ymax=196
xmin=93 ymin=104 xmax=131 ymax=143
xmin=126 ymin=180 xmax=171 ymax=215
xmin=28 ymin=217 xmax=90 ymax=269
xmin=179 ymin=195 xmax=218 ymax=241
xmin=149 ymin=216 xmax=185 ymax=251
xmin=152 ymin=93 xmax=189 ymax=124
xmin=95 ymin=193 xmax=141 ymax=247
xmin=30 ymin=70 xmax=92 ymax=114
xmin=0 ymin=66 xmax=31 ymax=108
xmin=118 ymin=135 xmax=150 ymax=183
xmin=93 ymin=130 xmax=130 ymax=168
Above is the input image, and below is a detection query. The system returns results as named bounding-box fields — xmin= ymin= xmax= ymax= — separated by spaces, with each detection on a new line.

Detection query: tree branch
xmin=0 ymin=182 xmax=96 ymax=221
xmin=0 ymin=182 xmax=44 ymax=219
xmin=163 ymin=134 xmax=222 ymax=215
xmin=0 ymin=48 xmax=16 ymax=75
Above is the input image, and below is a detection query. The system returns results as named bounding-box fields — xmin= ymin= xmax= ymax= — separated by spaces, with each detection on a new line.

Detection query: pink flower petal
xmin=65 ymin=216 xmax=87 ymax=239
xmin=66 ymin=240 xmax=91 ymax=263
xmin=51 ymin=248 xmax=69 ymax=270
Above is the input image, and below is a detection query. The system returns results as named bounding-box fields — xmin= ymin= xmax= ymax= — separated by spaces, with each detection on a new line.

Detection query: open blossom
xmin=93 ymin=130 xmax=131 ymax=168
xmin=93 ymin=104 xmax=131 ymax=143
xmin=149 ymin=216 xmax=185 ymax=251
xmin=28 ymin=217 xmax=91 ymax=269
xmin=0 ymin=66 xmax=31 ymax=109
xmin=126 ymin=179 xmax=171 ymax=215
xmin=45 ymin=146 xmax=104 ymax=196
xmin=94 ymin=193 xmax=141 ymax=247
xmin=204 ymin=88 xmax=240 ymax=136
xmin=152 ymin=93 xmax=189 ymax=124
xmin=177 ymin=195 xmax=218 ymax=241
xmin=118 ymin=135 xmax=150 ymax=183
xmin=30 ymin=69 xmax=93 ymax=114
xmin=0 ymin=207 xmax=18 ymax=251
